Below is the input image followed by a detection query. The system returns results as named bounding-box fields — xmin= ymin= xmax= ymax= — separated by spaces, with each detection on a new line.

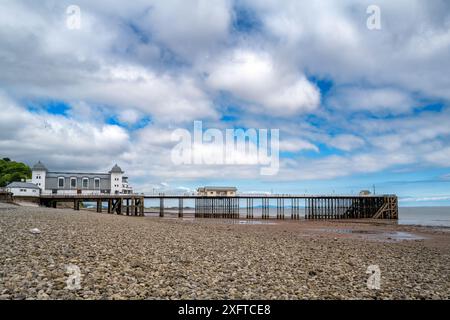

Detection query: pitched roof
xmin=7 ymin=182 xmax=40 ymax=189
xmin=198 ymin=186 xmax=237 ymax=191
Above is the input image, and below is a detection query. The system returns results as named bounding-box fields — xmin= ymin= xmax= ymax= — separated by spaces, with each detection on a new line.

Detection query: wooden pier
xmin=38 ymin=194 xmax=398 ymax=220
xmin=39 ymin=195 xmax=145 ymax=216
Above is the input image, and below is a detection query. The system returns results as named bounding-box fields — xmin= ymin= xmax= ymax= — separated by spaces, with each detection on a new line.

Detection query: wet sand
xmin=0 ymin=203 xmax=449 ymax=299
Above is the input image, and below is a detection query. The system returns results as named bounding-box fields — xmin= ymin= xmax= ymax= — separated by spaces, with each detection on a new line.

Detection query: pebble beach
xmin=0 ymin=202 xmax=449 ymax=300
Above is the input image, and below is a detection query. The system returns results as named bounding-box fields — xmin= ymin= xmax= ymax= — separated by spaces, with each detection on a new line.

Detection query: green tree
xmin=0 ymin=158 xmax=31 ymax=187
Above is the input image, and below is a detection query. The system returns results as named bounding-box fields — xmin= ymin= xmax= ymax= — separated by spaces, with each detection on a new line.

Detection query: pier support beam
xmin=246 ymin=198 xmax=253 ymax=219
xmin=262 ymin=198 xmax=269 ymax=219
xmin=138 ymin=197 xmax=144 ymax=216
xmin=178 ymin=198 xmax=183 ymax=218
xmin=159 ymin=198 xmax=164 ymax=217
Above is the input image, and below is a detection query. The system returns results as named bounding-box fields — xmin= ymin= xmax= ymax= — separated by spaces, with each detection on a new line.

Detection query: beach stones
xmin=0 ymin=205 xmax=449 ymax=300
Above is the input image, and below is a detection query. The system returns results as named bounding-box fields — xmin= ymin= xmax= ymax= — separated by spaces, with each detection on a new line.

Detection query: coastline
xmin=1 ymin=203 xmax=449 ymax=300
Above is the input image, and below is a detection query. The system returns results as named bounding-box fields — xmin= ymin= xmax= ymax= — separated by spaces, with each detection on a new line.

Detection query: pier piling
xmin=39 ymin=194 xmax=398 ymax=221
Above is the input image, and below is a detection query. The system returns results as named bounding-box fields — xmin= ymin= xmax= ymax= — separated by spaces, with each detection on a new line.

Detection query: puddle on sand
xmin=317 ymin=228 xmax=426 ymax=242
xmin=235 ymin=220 xmax=277 ymax=225
xmin=145 ymin=215 xmax=278 ymax=225
xmin=182 ymin=219 xmax=277 ymax=225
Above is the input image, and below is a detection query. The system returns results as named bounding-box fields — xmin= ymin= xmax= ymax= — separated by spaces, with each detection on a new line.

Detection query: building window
xmin=82 ymin=178 xmax=89 ymax=189
xmin=58 ymin=177 xmax=64 ymax=188
xmin=70 ymin=177 xmax=77 ymax=188
xmin=94 ymin=178 xmax=100 ymax=189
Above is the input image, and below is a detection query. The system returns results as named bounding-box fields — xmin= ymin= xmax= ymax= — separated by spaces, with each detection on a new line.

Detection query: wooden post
xmin=131 ymin=197 xmax=136 ymax=216
xmin=97 ymin=200 xmax=102 ymax=213
xmin=262 ymin=198 xmax=265 ymax=219
xmin=247 ymin=198 xmax=251 ymax=219
xmin=264 ymin=198 xmax=269 ymax=219
xmin=159 ymin=197 xmax=164 ymax=217
xmin=313 ymin=198 xmax=316 ymax=219
xmin=139 ymin=197 xmax=144 ymax=216
xmin=118 ymin=198 xmax=123 ymax=215
xmin=195 ymin=198 xmax=198 ymax=218
xmin=291 ymin=198 xmax=294 ymax=219
xmin=179 ymin=198 xmax=183 ymax=218
xmin=306 ymin=198 xmax=309 ymax=219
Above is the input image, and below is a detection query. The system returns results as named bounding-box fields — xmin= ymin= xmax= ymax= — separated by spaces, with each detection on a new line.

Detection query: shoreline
xmin=1 ymin=203 xmax=449 ymax=300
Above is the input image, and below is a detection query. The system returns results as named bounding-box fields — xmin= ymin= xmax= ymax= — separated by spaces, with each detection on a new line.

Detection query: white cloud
xmin=424 ymin=147 xmax=450 ymax=167
xmin=328 ymin=87 xmax=417 ymax=114
xmin=279 ymin=139 xmax=319 ymax=153
xmin=141 ymin=0 xmax=232 ymax=59
xmin=244 ymin=0 xmax=450 ymax=100
xmin=206 ymin=50 xmax=320 ymax=115
xmin=400 ymin=195 xmax=450 ymax=202
xmin=79 ymin=65 xmax=218 ymax=123
xmin=327 ymin=134 xmax=365 ymax=152
xmin=0 ymin=93 xmax=130 ymax=171
xmin=0 ymin=0 xmax=449 ymax=191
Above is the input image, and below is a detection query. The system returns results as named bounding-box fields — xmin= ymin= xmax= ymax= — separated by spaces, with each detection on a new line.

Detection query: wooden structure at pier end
xmin=38 ymin=194 xmax=398 ymax=220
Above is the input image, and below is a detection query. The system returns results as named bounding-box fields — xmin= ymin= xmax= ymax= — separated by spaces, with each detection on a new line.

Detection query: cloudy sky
xmin=1 ymin=0 xmax=450 ymax=205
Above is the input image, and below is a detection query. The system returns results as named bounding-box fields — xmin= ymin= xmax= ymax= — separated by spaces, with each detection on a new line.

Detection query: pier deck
xmin=38 ymin=194 xmax=398 ymax=220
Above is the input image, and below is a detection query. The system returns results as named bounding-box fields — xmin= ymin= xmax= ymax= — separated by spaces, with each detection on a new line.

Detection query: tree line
xmin=0 ymin=158 xmax=31 ymax=187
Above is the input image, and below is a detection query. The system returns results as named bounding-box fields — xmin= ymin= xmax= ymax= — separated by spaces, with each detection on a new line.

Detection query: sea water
xmin=143 ymin=199 xmax=450 ymax=228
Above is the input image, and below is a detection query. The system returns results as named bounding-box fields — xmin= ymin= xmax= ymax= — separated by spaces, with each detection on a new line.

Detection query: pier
xmin=38 ymin=194 xmax=398 ymax=220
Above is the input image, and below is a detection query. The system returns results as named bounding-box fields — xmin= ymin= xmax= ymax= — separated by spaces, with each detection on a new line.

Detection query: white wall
xmin=40 ymin=190 xmax=103 ymax=195
xmin=110 ymin=172 xmax=123 ymax=194
xmin=31 ymin=170 xmax=46 ymax=190
xmin=8 ymin=187 xmax=40 ymax=197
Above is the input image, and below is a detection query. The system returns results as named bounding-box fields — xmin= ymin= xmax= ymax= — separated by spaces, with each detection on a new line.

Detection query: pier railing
xmin=37 ymin=193 xmax=398 ymax=220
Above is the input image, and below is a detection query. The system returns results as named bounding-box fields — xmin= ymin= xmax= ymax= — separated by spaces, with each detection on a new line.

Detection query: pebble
xmin=0 ymin=204 xmax=449 ymax=300
xmin=29 ymin=228 xmax=41 ymax=234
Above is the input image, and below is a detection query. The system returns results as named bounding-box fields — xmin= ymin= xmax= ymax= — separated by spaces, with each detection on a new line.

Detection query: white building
xmin=31 ymin=161 xmax=133 ymax=195
xmin=6 ymin=182 xmax=41 ymax=197
xmin=197 ymin=186 xmax=237 ymax=197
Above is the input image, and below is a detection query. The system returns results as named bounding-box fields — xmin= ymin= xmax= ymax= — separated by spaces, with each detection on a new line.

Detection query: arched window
xmin=94 ymin=178 xmax=100 ymax=189
xmin=58 ymin=177 xmax=65 ymax=188
xmin=82 ymin=177 xmax=89 ymax=189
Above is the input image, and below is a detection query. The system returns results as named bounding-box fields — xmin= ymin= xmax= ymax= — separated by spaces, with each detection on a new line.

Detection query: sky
xmin=0 ymin=0 xmax=450 ymax=206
